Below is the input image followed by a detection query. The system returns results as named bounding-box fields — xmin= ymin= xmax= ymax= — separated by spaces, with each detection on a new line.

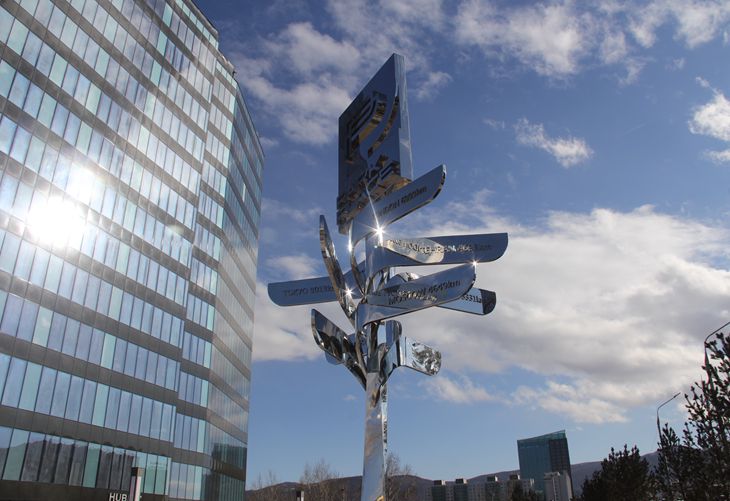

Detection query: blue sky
xmin=196 ymin=0 xmax=730 ymax=485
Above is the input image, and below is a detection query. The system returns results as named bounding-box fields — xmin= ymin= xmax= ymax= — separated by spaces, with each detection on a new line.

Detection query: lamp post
xmin=703 ymin=321 xmax=730 ymax=378
xmin=656 ymin=393 xmax=680 ymax=436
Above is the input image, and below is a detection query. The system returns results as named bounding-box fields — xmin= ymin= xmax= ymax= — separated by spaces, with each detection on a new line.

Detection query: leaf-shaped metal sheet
xmin=320 ymin=216 xmax=357 ymax=322
xmin=311 ymin=309 xmax=365 ymax=388
xmin=440 ymin=288 xmax=496 ymax=315
xmin=356 ymin=263 xmax=475 ymax=330
xmin=267 ymin=263 xmax=365 ymax=306
xmin=367 ymin=233 xmax=508 ymax=275
xmin=349 ymin=164 xmax=446 ymax=247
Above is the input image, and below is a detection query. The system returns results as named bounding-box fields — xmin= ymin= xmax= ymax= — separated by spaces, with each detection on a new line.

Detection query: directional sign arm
xmin=311 ymin=309 xmax=366 ymax=388
xmin=320 ymin=216 xmax=357 ymax=324
xmin=367 ymin=232 xmax=508 ymax=275
xmin=356 ymin=263 xmax=476 ymax=331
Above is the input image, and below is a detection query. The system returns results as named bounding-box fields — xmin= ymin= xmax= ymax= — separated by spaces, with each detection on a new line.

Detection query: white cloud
xmin=454 ymin=0 xmax=591 ymax=78
xmin=262 ymin=198 xmax=323 ymax=225
xmin=514 ymin=382 xmax=627 ymax=424
xmin=483 ymin=118 xmax=506 ymax=130
xmin=414 ymin=71 xmax=452 ymax=101
xmin=514 ymin=118 xmax=593 ymax=167
xmin=689 ymin=90 xmax=730 ymax=142
xmin=253 ymin=192 xmax=730 ymax=421
xmin=688 ymin=85 xmax=730 ymax=162
xmin=422 ymin=374 xmax=494 ymax=404
xmin=391 ymin=195 xmax=730 ymax=423
xmin=706 ymin=149 xmax=730 ymax=164
xmin=629 ymin=0 xmax=730 ymax=49
xmin=452 ymin=0 xmax=729 ymax=82
xmin=252 ymin=281 xmax=350 ymax=362
xmin=265 ymin=22 xmax=361 ymax=78
xmin=265 ymin=254 xmax=320 ymax=280
xmin=258 ymin=136 xmax=279 ymax=150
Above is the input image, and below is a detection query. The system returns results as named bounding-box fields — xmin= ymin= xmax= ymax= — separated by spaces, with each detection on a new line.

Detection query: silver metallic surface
xmin=362 ymin=371 xmax=387 ymax=501
xmin=311 ymin=309 xmax=366 ymax=388
xmin=266 ymin=53 xmax=508 ymax=501
xmin=337 ymin=54 xmax=413 ymax=234
xmin=441 ymin=287 xmax=497 ymax=315
xmin=368 ymin=232 xmax=508 ymax=273
xmin=267 ymin=265 xmax=364 ymax=306
xmin=356 ymin=264 xmax=476 ymax=330
xmin=349 ymin=164 xmax=446 ymax=247
xmin=320 ymin=215 xmax=357 ymax=323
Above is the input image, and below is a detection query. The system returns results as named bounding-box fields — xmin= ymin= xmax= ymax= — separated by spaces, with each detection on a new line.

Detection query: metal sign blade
xmin=356 ymin=263 xmax=476 ymax=330
xmin=385 ymin=272 xmax=496 ymax=315
xmin=320 ymin=216 xmax=357 ymax=321
xmin=367 ymin=233 xmax=508 ymax=275
xmin=440 ymin=288 xmax=496 ymax=315
xmin=380 ymin=333 xmax=441 ymax=382
xmin=400 ymin=338 xmax=441 ymax=376
xmin=268 ymin=265 xmax=365 ymax=306
xmin=311 ymin=309 xmax=365 ymax=388
xmin=349 ymin=164 xmax=446 ymax=246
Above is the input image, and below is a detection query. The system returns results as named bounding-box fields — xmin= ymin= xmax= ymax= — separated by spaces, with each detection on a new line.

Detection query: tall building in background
xmin=0 ymin=0 xmax=263 ymax=499
xmin=517 ymin=430 xmax=573 ymax=497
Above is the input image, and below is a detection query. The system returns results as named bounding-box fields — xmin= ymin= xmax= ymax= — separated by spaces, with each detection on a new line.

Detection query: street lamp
xmin=703 ymin=321 xmax=730 ymax=378
xmin=656 ymin=393 xmax=680 ymax=436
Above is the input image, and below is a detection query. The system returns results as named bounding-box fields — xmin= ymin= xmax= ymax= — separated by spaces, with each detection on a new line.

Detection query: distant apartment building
xmin=427 ymin=475 xmax=536 ymax=501
xmin=544 ymin=471 xmax=573 ymax=501
xmin=431 ymin=480 xmax=450 ymax=501
xmin=0 ymin=0 xmax=263 ymax=499
xmin=517 ymin=430 xmax=573 ymax=496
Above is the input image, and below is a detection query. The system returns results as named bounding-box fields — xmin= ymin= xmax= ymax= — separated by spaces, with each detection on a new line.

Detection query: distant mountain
xmin=245 ymin=451 xmax=660 ymax=499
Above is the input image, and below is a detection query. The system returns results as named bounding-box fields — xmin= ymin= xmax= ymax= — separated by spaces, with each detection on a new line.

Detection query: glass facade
xmin=0 ymin=0 xmax=263 ymax=499
xmin=517 ymin=430 xmax=573 ymax=497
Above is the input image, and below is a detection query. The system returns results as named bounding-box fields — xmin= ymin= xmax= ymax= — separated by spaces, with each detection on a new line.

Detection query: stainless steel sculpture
xmin=268 ymin=53 xmax=508 ymax=501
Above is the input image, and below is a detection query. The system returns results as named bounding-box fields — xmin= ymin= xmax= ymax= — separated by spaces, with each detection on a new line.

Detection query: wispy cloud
xmin=216 ymin=0 xmax=730 ymax=145
xmin=454 ymin=0 xmax=591 ymax=78
xmin=629 ymin=0 xmax=730 ymax=49
xmin=414 ymin=71 xmax=452 ymax=101
xmin=265 ymin=254 xmax=319 ymax=280
xmin=514 ymin=118 xmax=593 ymax=167
xmin=422 ymin=374 xmax=494 ymax=404
xmin=483 ymin=118 xmax=506 ymax=130
xmin=514 ymin=382 xmax=627 ymax=424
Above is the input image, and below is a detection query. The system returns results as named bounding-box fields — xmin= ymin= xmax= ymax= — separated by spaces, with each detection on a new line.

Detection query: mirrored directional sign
xmin=387 ymin=272 xmax=497 ymax=316
xmin=320 ymin=216 xmax=356 ymax=321
xmin=381 ymin=335 xmax=442 ymax=382
xmin=268 ymin=265 xmax=364 ymax=306
xmin=440 ymin=287 xmax=496 ymax=315
xmin=356 ymin=263 xmax=475 ymax=330
xmin=311 ymin=309 xmax=365 ymax=388
xmin=349 ymin=164 xmax=446 ymax=247
xmin=367 ymin=232 xmax=508 ymax=275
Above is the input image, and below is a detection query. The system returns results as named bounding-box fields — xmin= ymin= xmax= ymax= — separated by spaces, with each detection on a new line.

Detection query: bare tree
xmin=247 ymin=470 xmax=287 ymax=501
xmin=385 ymin=453 xmax=417 ymax=501
xmin=300 ymin=458 xmax=341 ymax=501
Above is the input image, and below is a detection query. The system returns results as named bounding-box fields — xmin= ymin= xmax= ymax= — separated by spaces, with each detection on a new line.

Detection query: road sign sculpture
xmin=268 ymin=54 xmax=508 ymax=501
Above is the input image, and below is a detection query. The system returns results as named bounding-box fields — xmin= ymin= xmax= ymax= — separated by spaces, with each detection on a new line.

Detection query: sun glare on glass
xmin=27 ymin=196 xmax=87 ymax=247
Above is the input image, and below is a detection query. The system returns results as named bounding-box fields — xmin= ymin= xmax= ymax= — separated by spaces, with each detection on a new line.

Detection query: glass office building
xmin=517 ymin=430 xmax=572 ymax=497
xmin=0 ymin=0 xmax=263 ymax=499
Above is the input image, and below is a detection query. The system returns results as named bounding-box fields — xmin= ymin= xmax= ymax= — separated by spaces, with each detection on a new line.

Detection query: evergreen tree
xmin=656 ymin=329 xmax=730 ymax=500
xmin=579 ymin=445 xmax=653 ymax=501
